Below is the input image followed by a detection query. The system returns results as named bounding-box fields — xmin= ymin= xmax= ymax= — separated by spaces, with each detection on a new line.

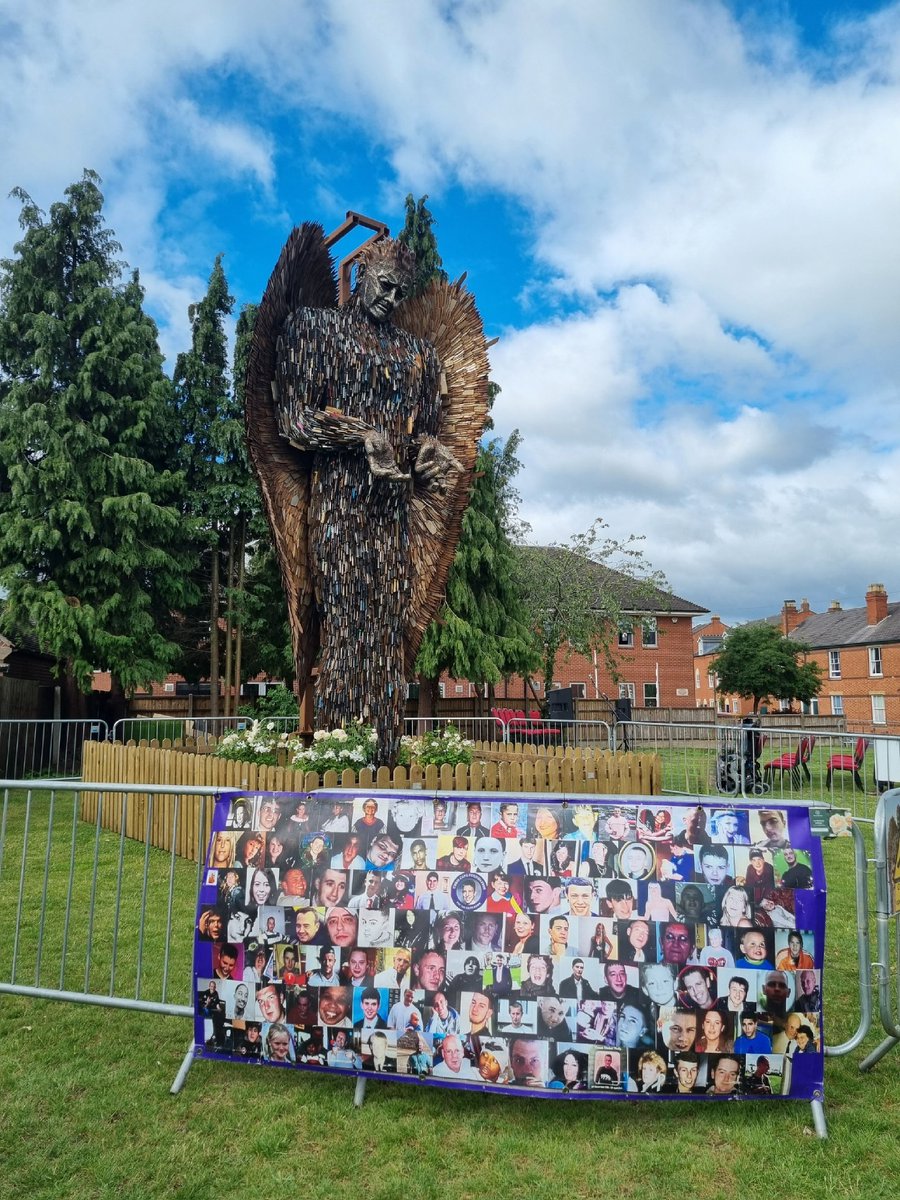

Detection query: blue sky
xmin=2 ymin=0 xmax=899 ymax=626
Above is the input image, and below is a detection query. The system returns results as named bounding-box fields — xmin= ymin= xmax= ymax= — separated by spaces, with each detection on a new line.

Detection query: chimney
xmin=791 ymin=597 xmax=814 ymax=628
xmin=828 ymin=600 xmax=842 ymax=612
xmin=781 ymin=599 xmax=805 ymax=635
xmin=866 ymin=583 xmax=888 ymax=626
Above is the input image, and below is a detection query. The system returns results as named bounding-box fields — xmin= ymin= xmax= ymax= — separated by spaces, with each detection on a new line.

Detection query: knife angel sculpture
xmin=244 ymin=224 xmax=489 ymax=764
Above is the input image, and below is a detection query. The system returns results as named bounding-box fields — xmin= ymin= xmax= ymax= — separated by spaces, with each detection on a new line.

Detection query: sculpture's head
xmin=355 ymin=238 xmax=415 ymax=321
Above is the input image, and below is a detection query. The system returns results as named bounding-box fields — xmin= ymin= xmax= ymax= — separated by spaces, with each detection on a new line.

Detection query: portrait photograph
xmin=196 ymin=791 xmax=825 ymax=1104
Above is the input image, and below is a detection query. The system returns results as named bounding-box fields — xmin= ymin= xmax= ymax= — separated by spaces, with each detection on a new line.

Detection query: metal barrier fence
xmin=111 ymin=714 xmax=299 ymax=749
xmin=860 ymin=787 xmax=900 ymax=1070
xmin=0 ymin=778 xmax=219 ymax=1089
xmin=617 ymin=720 xmax=900 ymax=821
xmin=0 ymin=775 xmax=881 ymax=1126
xmin=403 ymin=716 xmax=505 ymax=744
xmin=458 ymin=710 xmax=614 ymax=748
xmin=0 ymin=718 xmax=108 ymax=781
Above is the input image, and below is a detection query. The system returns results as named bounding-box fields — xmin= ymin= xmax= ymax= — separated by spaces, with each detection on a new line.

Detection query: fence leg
xmin=170 ymin=1040 xmax=198 ymax=1094
xmin=859 ymin=1034 xmax=900 ymax=1072
xmin=809 ymin=1098 xmax=828 ymax=1140
xmin=353 ymin=1076 xmax=367 ymax=1108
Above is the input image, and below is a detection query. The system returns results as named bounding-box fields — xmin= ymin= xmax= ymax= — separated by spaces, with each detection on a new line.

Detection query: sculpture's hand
xmin=364 ymin=431 xmax=411 ymax=482
xmin=413 ymin=437 xmax=463 ymax=493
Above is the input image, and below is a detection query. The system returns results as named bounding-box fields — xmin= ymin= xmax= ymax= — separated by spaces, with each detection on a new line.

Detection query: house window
xmin=642 ymin=619 xmax=658 ymax=648
xmin=570 ymin=683 xmax=586 ymax=699
xmin=868 ymin=646 xmax=883 ymax=677
xmin=617 ymin=625 xmax=634 ymax=648
xmin=643 ymin=682 xmax=658 ymax=708
xmin=871 ymin=694 xmax=886 ymax=725
xmin=831 ymin=695 xmax=844 ymax=716
xmin=695 ymin=668 xmax=700 ymax=689
xmin=438 ymin=682 xmax=446 ymax=698
xmin=802 ymin=697 xmax=820 ymax=716
xmin=529 ymin=679 xmax=542 ymax=693
xmin=618 ymin=682 xmax=635 ymax=700
xmin=829 ymin=651 xmax=841 ymax=679
xmin=454 ymin=685 xmax=463 ymax=694
xmin=707 ymin=672 xmax=715 ymax=689
xmin=733 ymin=700 xmax=741 ymax=714
xmin=163 ymin=682 xmax=175 ymax=694
xmin=779 ymin=698 xmax=791 ymax=712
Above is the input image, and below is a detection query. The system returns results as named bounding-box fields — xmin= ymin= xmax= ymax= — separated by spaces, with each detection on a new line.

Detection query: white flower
xmin=313 ymin=730 xmax=329 ymax=742
xmin=332 ymin=728 xmax=348 ymax=742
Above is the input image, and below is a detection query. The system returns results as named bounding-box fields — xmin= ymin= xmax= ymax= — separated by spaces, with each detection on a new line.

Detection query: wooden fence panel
xmin=79 ymin=740 xmax=661 ymax=860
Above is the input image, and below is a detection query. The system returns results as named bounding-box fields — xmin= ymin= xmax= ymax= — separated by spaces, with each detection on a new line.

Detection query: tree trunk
xmin=232 ymin=517 xmax=246 ymax=716
xmin=209 ymin=532 xmax=220 ymax=718
xmin=106 ymin=674 xmax=128 ymax=727
xmin=417 ymin=673 xmax=435 ymax=718
xmin=60 ymin=664 xmax=88 ymax=721
xmin=223 ymin=523 xmax=235 ymax=717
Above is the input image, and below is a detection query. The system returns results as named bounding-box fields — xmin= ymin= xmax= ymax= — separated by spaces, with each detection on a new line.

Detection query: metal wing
xmin=244 ymin=223 xmax=338 ymax=690
xmin=394 ymin=277 xmax=491 ymax=667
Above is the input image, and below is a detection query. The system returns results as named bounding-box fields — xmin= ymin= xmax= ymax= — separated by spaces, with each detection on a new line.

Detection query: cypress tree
xmin=415 ymin=430 xmax=539 ymax=710
xmin=172 ymin=256 xmax=238 ymax=715
xmin=398 ymin=195 xmax=538 ymax=711
xmin=397 ymin=194 xmax=448 ymax=297
xmin=0 ymin=172 xmax=197 ymax=707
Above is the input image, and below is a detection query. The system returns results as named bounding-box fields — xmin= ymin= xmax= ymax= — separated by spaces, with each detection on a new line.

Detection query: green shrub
xmin=399 ymin=724 xmax=474 ymax=769
xmin=237 ymin=684 xmax=299 ymax=720
xmin=290 ymin=722 xmax=377 ymax=775
xmin=212 ymin=719 xmax=295 ymax=766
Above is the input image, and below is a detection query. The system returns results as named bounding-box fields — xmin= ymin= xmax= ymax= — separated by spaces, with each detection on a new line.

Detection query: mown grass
xmin=0 ymin=789 xmax=898 ymax=1200
xmin=645 ymin=739 xmax=883 ymax=821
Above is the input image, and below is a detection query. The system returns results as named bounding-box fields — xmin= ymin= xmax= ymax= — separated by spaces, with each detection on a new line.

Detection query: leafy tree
xmin=711 ymin=623 xmax=823 ymax=714
xmin=516 ymin=521 xmax=667 ymax=700
xmin=415 ymin=430 xmax=540 ymax=710
xmin=0 ymin=172 xmax=198 ymax=712
xmin=397 ymin=194 xmax=448 ymax=297
xmin=237 ymin=682 xmax=298 ymax=720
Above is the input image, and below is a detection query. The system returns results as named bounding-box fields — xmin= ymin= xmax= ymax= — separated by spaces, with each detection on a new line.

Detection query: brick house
xmin=695 ymin=599 xmax=816 ymax=714
xmin=439 ymin=559 xmax=707 ymax=707
xmin=787 ymin=584 xmax=900 ymax=733
xmin=693 ymin=615 xmax=729 ymax=708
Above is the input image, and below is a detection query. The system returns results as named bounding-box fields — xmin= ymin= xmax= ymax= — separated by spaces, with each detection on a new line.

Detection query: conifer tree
xmin=399 ymin=195 xmax=538 ymax=711
xmin=0 ymin=172 xmax=197 ymax=709
xmin=415 ymin=430 xmax=539 ymax=711
xmin=173 ymin=256 xmax=243 ymax=715
xmin=397 ymin=194 xmax=448 ymax=297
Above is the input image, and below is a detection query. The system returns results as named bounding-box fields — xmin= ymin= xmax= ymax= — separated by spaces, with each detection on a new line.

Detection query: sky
xmin=2 ymin=0 xmax=899 ymax=627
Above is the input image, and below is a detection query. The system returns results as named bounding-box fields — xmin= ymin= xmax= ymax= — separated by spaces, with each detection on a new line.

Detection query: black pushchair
xmin=715 ymin=717 xmax=769 ymax=796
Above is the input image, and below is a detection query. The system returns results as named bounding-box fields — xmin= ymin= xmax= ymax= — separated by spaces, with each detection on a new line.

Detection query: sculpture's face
xmin=359 ymin=259 xmax=408 ymax=321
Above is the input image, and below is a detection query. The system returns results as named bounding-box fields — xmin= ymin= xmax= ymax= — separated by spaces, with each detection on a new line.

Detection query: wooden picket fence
xmin=80 ymin=739 xmax=661 ymax=862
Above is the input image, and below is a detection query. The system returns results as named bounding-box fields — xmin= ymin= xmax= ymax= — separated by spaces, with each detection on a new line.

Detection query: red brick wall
xmin=807 ymin=643 xmax=900 ymax=733
xmin=440 ymin=615 xmax=696 ymax=707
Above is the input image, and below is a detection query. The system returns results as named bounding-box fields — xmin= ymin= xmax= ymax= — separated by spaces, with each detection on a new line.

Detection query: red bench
xmin=491 ymin=706 xmax=561 ymax=742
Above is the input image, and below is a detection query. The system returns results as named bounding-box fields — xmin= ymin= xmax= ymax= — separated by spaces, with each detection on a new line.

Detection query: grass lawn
xmin=1 ymin=791 xmax=898 ymax=1199
xmin=644 ymin=739 xmax=884 ymax=822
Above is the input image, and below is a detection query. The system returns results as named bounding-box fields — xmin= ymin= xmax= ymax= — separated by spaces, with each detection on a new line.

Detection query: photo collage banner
xmin=194 ymin=792 xmax=826 ymax=1100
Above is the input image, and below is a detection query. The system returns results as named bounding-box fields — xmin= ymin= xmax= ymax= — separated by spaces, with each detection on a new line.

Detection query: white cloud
xmin=3 ymin=0 xmax=900 ymax=620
